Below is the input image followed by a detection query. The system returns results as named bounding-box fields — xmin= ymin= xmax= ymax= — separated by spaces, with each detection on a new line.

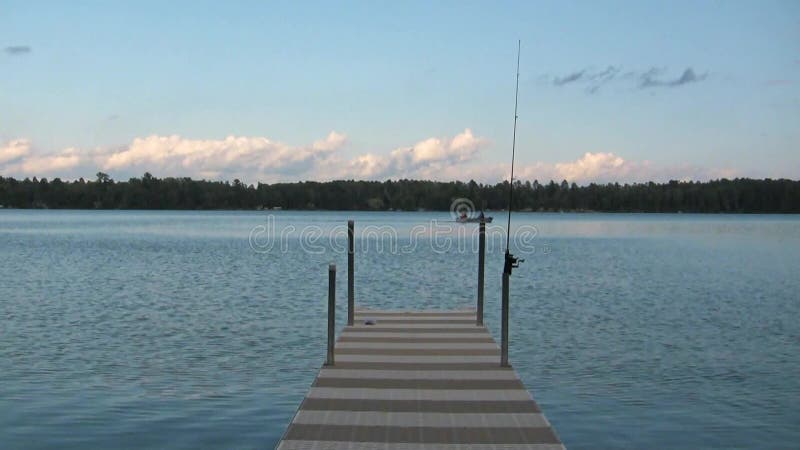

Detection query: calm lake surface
xmin=1 ymin=210 xmax=799 ymax=449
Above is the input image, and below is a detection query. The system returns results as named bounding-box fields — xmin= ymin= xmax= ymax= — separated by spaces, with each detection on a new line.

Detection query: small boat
xmin=456 ymin=216 xmax=493 ymax=223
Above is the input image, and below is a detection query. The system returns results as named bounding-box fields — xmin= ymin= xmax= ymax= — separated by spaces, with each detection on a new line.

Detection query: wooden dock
xmin=277 ymin=308 xmax=564 ymax=449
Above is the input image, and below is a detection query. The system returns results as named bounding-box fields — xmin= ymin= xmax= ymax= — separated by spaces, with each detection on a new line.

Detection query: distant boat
xmin=456 ymin=215 xmax=493 ymax=223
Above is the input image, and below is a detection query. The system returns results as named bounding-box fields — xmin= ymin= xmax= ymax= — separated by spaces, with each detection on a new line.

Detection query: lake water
xmin=1 ymin=210 xmax=799 ymax=449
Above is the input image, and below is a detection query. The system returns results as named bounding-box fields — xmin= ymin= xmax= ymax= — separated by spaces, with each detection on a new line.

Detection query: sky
xmin=1 ymin=0 xmax=799 ymax=184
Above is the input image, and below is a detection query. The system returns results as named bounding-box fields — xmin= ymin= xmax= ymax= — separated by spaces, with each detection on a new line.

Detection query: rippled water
xmin=1 ymin=210 xmax=799 ymax=449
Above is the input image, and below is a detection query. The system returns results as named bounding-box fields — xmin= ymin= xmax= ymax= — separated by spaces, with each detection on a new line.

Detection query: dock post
xmin=501 ymin=271 xmax=510 ymax=367
xmin=347 ymin=220 xmax=354 ymax=326
xmin=477 ymin=219 xmax=486 ymax=325
xmin=326 ymin=263 xmax=336 ymax=366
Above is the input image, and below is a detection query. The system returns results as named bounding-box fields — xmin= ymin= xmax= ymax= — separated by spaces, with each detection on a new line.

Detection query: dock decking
xmin=277 ymin=309 xmax=564 ymax=450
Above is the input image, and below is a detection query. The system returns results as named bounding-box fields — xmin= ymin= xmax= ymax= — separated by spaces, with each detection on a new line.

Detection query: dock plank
xmin=277 ymin=309 xmax=564 ymax=450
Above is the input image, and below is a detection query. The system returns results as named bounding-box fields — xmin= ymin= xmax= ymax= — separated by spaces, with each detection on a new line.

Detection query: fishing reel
xmin=503 ymin=250 xmax=524 ymax=275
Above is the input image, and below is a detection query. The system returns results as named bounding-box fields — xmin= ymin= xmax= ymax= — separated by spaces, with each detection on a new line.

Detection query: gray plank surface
xmin=277 ymin=309 xmax=564 ymax=450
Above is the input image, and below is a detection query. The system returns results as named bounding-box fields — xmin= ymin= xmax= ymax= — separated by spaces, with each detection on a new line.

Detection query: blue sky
xmin=1 ymin=0 xmax=798 ymax=183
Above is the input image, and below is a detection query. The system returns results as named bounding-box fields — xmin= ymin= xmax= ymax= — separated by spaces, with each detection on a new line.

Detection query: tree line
xmin=0 ymin=172 xmax=798 ymax=213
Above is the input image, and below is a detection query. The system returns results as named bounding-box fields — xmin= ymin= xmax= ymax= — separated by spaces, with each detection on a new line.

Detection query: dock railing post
xmin=326 ymin=263 xmax=336 ymax=366
xmin=501 ymin=271 xmax=510 ymax=367
xmin=477 ymin=219 xmax=485 ymax=325
xmin=347 ymin=220 xmax=354 ymax=326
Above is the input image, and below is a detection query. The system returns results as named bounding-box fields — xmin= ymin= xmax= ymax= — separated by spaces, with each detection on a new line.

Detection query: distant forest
xmin=0 ymin=172 xmax=798 ymax=213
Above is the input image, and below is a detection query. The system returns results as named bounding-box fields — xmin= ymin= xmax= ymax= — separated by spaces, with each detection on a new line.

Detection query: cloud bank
xmin=0 ymin=131 xmax=737 ymax=185
xmin=0 ymin=139 xmax=31 ymax=164
xmin=343 ymin=129 xmax=487 ymax=179
xmin=100 ymin=132 xmax=346 ymax=179
xmin=1 ymin=140 xmax=83 ymax=174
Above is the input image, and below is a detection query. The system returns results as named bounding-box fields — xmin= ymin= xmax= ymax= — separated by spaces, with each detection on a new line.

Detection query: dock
xmin=277 ymin=308 xmax=564 ymax=449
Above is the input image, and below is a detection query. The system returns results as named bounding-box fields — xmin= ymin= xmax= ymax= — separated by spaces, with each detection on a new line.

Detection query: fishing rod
xmin=504 ymin=40 xmax=523 ymax=276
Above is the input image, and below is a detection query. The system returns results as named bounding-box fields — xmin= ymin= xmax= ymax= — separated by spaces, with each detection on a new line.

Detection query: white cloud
xmin=512 ymin=152 xmax=638 ymax=184
xmin=100 ymin=132 xmax=347 ymax=180
xmin=338 ymin=128 xmax=488 ymax=179
xmin=0 ymin=139 xmax=31 ymax=164
xmin=0 ymin=132 xmax=740 ymax=184
xmin=313 ymin=131 xmax=347 ymax=151
xmin=513 ymin=152 xmax=739 ymax=184
xmin=554 ymin=152 xmax=630 ymax=181
xmin=19 ymin=148 xmax=82 ymax=174
xmin=344 ymin=153 xmax=390 ymax=179
xmin=1 ymin=144 xmax=82 ymax=176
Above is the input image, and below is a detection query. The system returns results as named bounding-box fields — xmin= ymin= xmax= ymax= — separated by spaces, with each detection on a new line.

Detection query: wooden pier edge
xmin=276 ymin=309 xmax=565 ymax=450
